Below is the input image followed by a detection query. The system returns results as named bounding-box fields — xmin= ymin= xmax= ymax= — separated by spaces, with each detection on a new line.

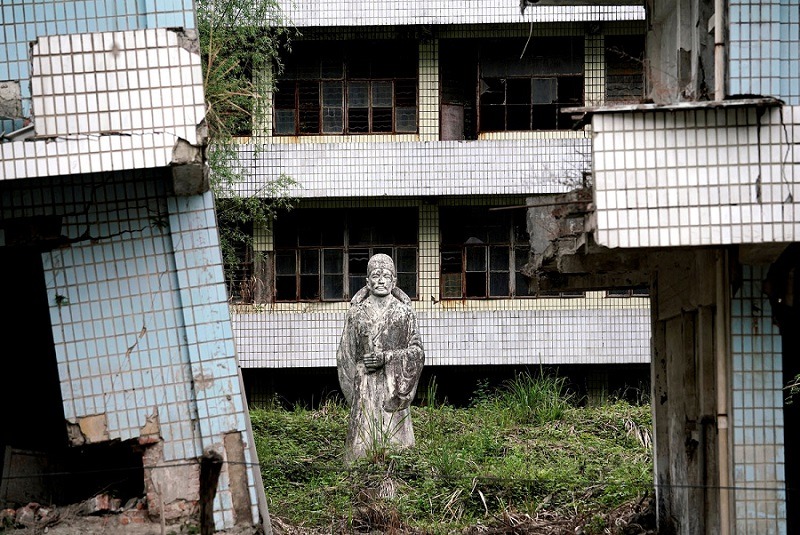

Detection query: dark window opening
xmin=441 ymin=37 xmax=584 ymax=138
xmin=605 ymin=35 xmax=646 ymax=104
xmin=224 ymin=221 xmax=256 ymax=304
xmin=439 ymin=207 xmax=532 ymax=299
xmin=273 ymin=208 xmax=418 ymax=302
xmin=606 ymin=287 xmax=650 ymax=298
xmin=274 ymin=40 xmax=418 ymax=135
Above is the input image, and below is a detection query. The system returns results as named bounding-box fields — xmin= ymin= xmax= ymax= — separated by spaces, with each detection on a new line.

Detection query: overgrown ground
xmin=252 ymin=374 xmax=656 ymax=534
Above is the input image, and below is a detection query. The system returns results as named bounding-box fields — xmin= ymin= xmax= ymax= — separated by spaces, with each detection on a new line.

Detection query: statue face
xmin=367 ymin=268 xmax=396 ymax=297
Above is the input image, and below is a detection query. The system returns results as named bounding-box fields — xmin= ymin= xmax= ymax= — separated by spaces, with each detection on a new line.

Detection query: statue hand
xmin=363 ymin=351 xmax=385 ymax=372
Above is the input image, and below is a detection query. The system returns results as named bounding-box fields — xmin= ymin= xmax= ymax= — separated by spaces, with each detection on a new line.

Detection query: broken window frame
xmin=478 ymin=74 xmax=584 ymax=132
xmin=439 ymin=207 xmax=533 ymax=300
xmin=476 ymin=36 xmax=585 ymax=133
xmin=273 ymin=209 xmax=418 ymax=302
xmin=273 ymin=41 xmax=418 ymax=136
xmin=604 ymin=35 xmax=646 ymax=104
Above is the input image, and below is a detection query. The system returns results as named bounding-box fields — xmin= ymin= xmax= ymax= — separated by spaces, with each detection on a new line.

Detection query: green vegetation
xmin=251 ymin=373 xmax=654 ymax=534
xmin=196 ymin=0 xmax=297 ymax=286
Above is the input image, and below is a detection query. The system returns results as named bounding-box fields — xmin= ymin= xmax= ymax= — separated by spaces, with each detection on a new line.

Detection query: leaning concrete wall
xmin=0 ymin=171 xmax=262 ymax=530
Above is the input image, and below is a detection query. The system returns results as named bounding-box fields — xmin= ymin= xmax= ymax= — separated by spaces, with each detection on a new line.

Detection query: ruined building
xmin=0 ymin=1 xmax=269 ymax=532
xmin=526 ymin=0 xmax=800 ymax=532
xmin=226 ymin=0 xmax=652 ymax=403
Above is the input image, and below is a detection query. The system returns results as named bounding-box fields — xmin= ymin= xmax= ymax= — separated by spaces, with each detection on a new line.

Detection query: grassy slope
xmin=251 ymin=374 xmax=653 ymax=534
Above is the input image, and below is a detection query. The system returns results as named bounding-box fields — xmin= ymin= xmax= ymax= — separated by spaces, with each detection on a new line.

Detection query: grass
xmin=251 ymin=372 xmax=654 ymax=534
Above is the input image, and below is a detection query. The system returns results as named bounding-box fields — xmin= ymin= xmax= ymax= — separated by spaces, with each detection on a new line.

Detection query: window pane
xmin=349 ymin=249 xmax=369 ymax=276
xmin=397 ymin=273 xmax=416 ymax=298
xmin=348 ymin=108 xmax=369 ymax=132
xmin=466 ymin=246 xmax=486 ymax=271
xmin=531 ymin=104 xmax=557 ymax=130
xmin=275 ymin=252 xmax=296 ymax=274
xmin=465 ymin=272 xmax=486 ymax=297
xmin=323 ymin=249 xmax=343 ymax=274
xmin=441 ymin=273 xmax=462 ymax=298
xmin=323 ymin=274 xmax=344 ymax=300
xmin=322 ymin=81 xmax=343 ymax=106
xmin=274 ymin=109 xmax=295 ymax=134
xmin=632 ymin=286 xmax=650 ymax=297
xmin=395 ymin=247 xmax=416 ymax=273
xmin=320 ymin=213 xmax=345 ymax=246
xmin=440 ymin=249 xmax=462 ymax=273
xmin=480 ymin=78 xmax=505 ymax=105
xmin=531 ymin=78 xmax=558 ymax=104
xmin=395 ymin=80 xmax=416 ymax=107
xmin=348 ymin=82 xmax=369 ymax=107
xmin=372 ymin=81 xmax=393 ymax=107
xmin=395 ymin=107 xmax=416 ymax=132
xmin=299 ymin=275 xmax=320 ymax=300
xmin=507 ymin=105 xmax=531 ymax=130
xmin=275 ymin=276 xmax=296 ymax=301
xmin=490 ymin=272 xmax=509 ymax=297
xmin=274 ymin=81 xmax=296 ymax=107
xmin=298 ymin=81 xmax=320 ymax=108
xmin=350 ymin=222 xmax=373 ymax=246
xmin=349 ymin=275 xmax=364 ymax=296
xmin=480 ymin=105 xmax=505 ymax=131
xmin=322 ymin=107 xmax=343 ymax=133
xmin=490 ymin=246 xmax=509 ymax=271
xmin=507 ymin=78 xmax=531 ymax=104
xmin=372 ymin=108 xmax=393 ymax=132
xmin=300 ymin=249 xmax=319 ymax=274
xmin=299 ymin=109 xmax=320 ymax=133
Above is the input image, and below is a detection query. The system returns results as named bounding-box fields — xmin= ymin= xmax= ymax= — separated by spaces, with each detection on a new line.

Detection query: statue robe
xmin=337 ymin=288 xmax=425 ymax=461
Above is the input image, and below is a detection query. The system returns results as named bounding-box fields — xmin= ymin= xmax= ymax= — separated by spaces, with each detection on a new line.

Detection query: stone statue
xmin=337 ymin=253 xmax=425 ymax=461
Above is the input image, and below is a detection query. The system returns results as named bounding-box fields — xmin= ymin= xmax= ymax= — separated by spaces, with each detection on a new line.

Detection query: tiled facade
xmin=731 ymin=265 xmax=786 ymax=533
xmin=1 ymin=1 xmax=264 ymax=530
xmin=571 ymin=0 xmax=800 ymax=532
xmin=231 ymin=9 xmax=651 ymax=372
xmin=592 ymin=102 xmax=799 ymax=249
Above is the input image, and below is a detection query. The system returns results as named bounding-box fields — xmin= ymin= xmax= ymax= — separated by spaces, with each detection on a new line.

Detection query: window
xmin=440 ymin=207 xmax=532 ymax=299
xmin=274 ymin=209 xmax=418 ymax=301
xmin=479 ymin=75 xmax=583 ymax=131
xmin=440 ymin=37 xmax=584 ymax=137
xmin=539 ymin=290 xmax=586 ymax=298
xmin=274 ymin=41 xmax=418 ymax=135
xmin=605 ymin=35 xmax=645 ymax=104
xmin=224 ymin=221 xmax=257 ymax=303
xmin=478 ymin=37 xmax=584 ymax=132
xmin=606 ymin=287 xmax=649 ymax=298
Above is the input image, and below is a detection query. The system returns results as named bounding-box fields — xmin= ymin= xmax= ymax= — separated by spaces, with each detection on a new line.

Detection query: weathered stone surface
xmin=337 ymin=254 xmax=425 ymax=462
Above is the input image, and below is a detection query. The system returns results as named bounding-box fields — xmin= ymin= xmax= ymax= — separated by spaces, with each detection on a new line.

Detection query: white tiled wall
xmin=234 ymin=302 xmax=651 ymax=368
xmin=592 ymin=103 xmax=800 ymax=248
xmin=731 ymin=265 xmax=787 ymax=533
xmin=234 ymin=138 xmax=592 ymax=198
xmin=275 ymin=0 xmax=644 ymax=28
xmin=1 ymin=28 xmax=205 ymax=182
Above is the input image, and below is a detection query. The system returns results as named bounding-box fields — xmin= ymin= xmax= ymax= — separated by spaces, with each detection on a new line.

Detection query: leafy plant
xmin=196 ymin=0 xmax=298 ymax=288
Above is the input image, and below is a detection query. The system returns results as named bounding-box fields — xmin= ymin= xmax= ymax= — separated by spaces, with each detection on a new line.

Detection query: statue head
xmin=366 ymin=253 xmax=396 ymax=297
